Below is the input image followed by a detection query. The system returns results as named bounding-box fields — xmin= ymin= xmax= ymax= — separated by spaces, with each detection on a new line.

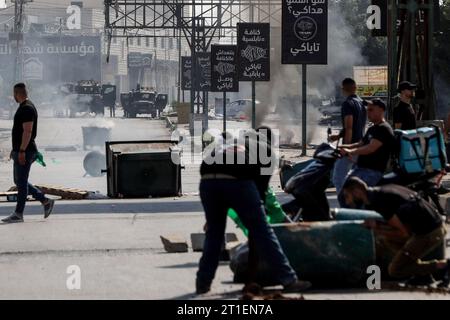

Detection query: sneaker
xmin=283 ymin=280 xmax=312 ymax=293
xmin=1 ymin=213 xmax=24 ymax=224
xmin=43 ymin=198 xmax=55 ymax=219
xmin=196 ymin=278 xmax=211 ymax=295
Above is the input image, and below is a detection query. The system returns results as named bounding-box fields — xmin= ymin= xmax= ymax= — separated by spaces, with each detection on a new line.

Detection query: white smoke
xmin=256 ymin=1 xmax=366 ymax=145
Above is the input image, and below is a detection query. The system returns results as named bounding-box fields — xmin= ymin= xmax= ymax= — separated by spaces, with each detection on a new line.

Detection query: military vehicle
xmin=60 ymin=80 xmax=116 ymax=117
xmin=121 ymin=86 xmax=168 ymax=118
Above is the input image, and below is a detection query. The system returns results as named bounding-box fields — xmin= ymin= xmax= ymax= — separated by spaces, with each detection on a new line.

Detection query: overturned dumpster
xmin=104 ymin=140 xmax=182 ymax=198
xmin=230 ymin=209 xmax=446 ymax=287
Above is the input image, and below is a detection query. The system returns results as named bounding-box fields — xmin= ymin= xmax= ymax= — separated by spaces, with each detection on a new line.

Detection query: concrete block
xmin=191 ymin=233 xmax=238 ymax=252
xmin=160 ymin=235 xmax=188 ymax=253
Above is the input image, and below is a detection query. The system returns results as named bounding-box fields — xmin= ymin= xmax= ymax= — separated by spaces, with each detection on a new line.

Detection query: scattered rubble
xmin=191 ymin=233 xmax=239 ymax=252
xmin=382 ymin=281 xmax=450 ymax=295
xmin=160 ymin=235 xmax=189 ymax=253
xmin=241 ymin=283 xmax=305 ymax=300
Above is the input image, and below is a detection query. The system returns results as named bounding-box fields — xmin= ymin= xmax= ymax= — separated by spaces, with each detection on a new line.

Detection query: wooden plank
xmin=5 ymin=185 xmax=89 ymax=200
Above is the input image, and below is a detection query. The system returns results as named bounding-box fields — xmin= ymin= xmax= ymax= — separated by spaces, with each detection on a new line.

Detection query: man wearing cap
xmin=394 ymin=81 xmax=418 ymax=131
xmin=339 ymin=99 xmax=395 ymax=189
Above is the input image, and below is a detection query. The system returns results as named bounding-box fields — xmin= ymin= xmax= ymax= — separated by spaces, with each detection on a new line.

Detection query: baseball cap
xmin=398 ymin=81 xmax=417 ymax=92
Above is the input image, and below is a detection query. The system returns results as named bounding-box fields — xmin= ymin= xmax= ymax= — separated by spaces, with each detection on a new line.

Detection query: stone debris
xmin=160 ymin=235 xmax=189 ymax=253
xmin=191 ymin=233 xmax=239 ymax=252
xmin=241 ymin=283 xmax=306 ymax=301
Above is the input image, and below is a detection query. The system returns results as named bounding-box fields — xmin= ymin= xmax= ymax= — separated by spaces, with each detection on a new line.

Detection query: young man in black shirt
xmin=196 ymin=128 xmax=311 ymax=294
xmin=2 ymin=83 xmax=55 ymax=224
xmin=329 ymin=78 xmax=367 ymax=196
xmin=340 ymin=99 xmax=395 ymax=188
xmin=393 ymin=81 xmax=417 ymax=131
xmin=342 ymin=177 xmax=449 ymax=286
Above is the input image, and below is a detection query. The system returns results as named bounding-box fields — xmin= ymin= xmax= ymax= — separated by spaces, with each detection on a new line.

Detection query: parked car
xmin=215 ymin=99 xmax=260 ymax=120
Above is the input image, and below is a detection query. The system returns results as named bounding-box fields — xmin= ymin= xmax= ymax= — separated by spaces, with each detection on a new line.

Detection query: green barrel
xmin=272 ymin=221 xmax=376 ymax=286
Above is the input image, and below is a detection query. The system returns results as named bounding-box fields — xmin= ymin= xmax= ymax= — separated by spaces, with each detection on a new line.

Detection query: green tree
xmin=434 ymin=1 xmax=450 ymax=83
xmin=333 ymin=0 xmax=388 ymax=65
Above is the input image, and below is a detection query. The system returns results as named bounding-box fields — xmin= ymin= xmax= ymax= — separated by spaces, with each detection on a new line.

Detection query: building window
xmin=146 ymin=37 xmax=149 ymax=47
xmin=168 ymin=38 xmax=173 ymax=50
xmin=137 ymin=37 xmax=141 ymax=46
xmin=154 ymin=37 xmax=157 ymax=48
xmin=161 ymin=38 xmax=165 ymax=49
xmin=129 ymin=37 xmax=133 ymax=46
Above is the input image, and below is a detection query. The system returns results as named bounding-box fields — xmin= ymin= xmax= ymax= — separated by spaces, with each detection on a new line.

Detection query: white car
xmin=215 ymin=99 xmax=260 ymax=120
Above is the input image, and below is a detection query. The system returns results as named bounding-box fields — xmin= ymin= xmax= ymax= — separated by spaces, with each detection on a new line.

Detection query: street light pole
xmin=13 ymin=0 xmax=26 ymax=83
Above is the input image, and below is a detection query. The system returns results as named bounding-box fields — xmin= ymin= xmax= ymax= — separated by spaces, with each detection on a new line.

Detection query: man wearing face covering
xmin=341 ymin=177 xmax=450 ymax=287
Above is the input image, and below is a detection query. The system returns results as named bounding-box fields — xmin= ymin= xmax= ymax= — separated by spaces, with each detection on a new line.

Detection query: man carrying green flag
xmin=2 ymin=83 xmax=55 ymax=224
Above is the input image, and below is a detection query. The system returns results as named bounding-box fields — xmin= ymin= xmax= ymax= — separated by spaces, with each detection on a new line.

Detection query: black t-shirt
xmin=12 ymin=100 xmax=38 ymax=152
xmin=393 ymin=101 xmax=417 ymax=130
xmin=341 ymin=95 xmax=367 ymax=143
xmin=367 ymin=185 xmax=442 ymax=235
xmin=200 ymin=138 xmax=275 ymax=199
xmin=357 ymin=121 xmax=395 ymax=172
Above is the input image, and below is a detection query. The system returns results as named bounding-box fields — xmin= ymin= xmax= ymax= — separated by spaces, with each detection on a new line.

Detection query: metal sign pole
xmin=301 ymin=64 xmax=307 ymax=156
xmin=223 ymin=91 xmax=227 ymax=132
xmin=252 ymin=80 xmax=256 ymax=129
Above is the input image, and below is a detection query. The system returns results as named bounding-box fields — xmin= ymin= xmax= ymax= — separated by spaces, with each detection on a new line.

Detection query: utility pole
xmin=59 ymin=17 xmax=63 ymax=84
xmin=177 ymin=28 xmax=181 ymax=103
xmin=12 ymin=0 xmax=28 ymax=83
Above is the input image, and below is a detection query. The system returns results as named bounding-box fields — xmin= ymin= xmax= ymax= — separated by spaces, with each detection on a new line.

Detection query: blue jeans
xmin=339 ymin=166 xmax=384 ymax=207
xmin=332 ymin=157 xmax=356 ymax=195
xmin=12 ymin=151 xmax=47 ymax=214
xmin=197 ymin=179 xmax=298 ymax=287
xmin=347 ymin=166 xmax=384 ymax=186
